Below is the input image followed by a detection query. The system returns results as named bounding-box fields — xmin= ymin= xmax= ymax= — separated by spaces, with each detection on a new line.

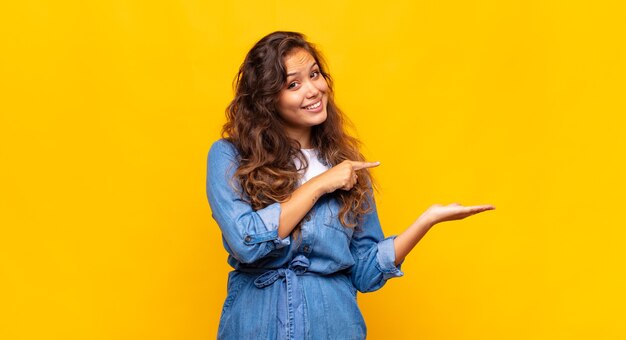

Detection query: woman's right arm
xmin=279 ymin=160 xmax=381 ymax=238
xmin=207 ymin=140 xmax=377 ymax=262
xmin=207 ymin=140 xmax=294 ymax=264
xmin=276 ymin=177 xmax=325 ymax=238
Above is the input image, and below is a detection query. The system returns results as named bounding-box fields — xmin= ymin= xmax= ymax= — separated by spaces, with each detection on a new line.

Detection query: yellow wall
xmin=2 ymin=1 xmax=625 ymax=339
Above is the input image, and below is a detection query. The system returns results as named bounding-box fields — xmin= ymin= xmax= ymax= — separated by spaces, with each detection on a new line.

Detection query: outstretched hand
xmin=420 ymin=203 xmax=495 ymax=227
xmin=393 ymin=203 xmax=495 ymax=266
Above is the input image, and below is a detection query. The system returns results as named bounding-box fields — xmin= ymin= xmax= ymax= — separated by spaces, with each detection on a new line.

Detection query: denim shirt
xmin=206 ymin=139 xmax=404 ymax=339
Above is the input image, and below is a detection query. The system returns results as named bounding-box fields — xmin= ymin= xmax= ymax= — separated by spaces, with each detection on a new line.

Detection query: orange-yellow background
xmin=1 ymin=1 xmax=625 ymax=339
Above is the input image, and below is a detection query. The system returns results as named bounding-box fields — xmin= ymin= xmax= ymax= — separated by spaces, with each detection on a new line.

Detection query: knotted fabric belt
xmin=243 ymin=255 xmax=313 ymax=340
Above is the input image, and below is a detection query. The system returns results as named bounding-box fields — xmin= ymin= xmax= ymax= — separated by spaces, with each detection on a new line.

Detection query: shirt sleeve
xmin=349 ymin=193 xmax=404 ymax=293
xmin=206 ymin=139 xmax=291 ymax=264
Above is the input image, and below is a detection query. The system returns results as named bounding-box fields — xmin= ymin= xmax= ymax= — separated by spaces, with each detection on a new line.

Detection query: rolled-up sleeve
xmin=206 ymin=139 xmax=290 ymax=264
xmin=349 ymin=195 xmax=404 ymax=293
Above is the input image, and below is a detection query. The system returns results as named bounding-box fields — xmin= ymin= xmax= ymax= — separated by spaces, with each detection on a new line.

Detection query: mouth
xmin=302 ymin=101 xmax=322 ymax=111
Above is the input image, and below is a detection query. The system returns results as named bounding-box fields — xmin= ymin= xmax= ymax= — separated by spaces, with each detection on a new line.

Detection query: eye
xmin=287 ymin=81 xmax=298 ymax=89
xmin=311 ymin=70 xmax=320 ymax=78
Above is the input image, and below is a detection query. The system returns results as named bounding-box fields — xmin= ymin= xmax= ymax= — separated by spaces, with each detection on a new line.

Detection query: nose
xmin=304 ymin=80 xmax=320 ymax=99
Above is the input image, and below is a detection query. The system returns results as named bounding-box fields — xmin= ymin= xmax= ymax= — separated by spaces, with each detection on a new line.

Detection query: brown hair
xmin=222 ymin=31 xmax=373 ymax=229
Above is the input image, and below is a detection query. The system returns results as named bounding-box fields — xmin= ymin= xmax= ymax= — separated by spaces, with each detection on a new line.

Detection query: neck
xmin=285 ymin=126 xmax=312 ymax=149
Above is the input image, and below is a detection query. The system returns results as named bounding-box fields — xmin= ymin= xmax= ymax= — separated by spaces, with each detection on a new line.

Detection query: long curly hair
xmin=222 ymin=31 xmax=374 ymax=230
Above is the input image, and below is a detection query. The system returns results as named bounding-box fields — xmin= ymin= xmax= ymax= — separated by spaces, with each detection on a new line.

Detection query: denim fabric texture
xmin=206 ymin=139 xmax=404 ymax=339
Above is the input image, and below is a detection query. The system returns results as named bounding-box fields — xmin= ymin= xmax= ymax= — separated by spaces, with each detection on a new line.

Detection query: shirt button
xmin=303 ymin=245 xmax=310 ymax=252
xmin=244 ymin=235 xmax=252 ymax=242
xmin=304 ymin=215 xmax=311 ymax=222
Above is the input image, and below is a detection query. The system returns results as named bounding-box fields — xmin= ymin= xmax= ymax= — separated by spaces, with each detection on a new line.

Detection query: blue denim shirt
xmin=207 ymin=139 xmax=404 ymax=339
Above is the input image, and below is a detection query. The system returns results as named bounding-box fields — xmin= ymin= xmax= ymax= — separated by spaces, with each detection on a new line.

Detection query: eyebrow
xmin=286 ymin=62 xmax=318 ymax=77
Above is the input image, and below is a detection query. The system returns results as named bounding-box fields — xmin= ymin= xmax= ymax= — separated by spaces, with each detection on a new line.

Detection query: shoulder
xmin=206 ymin=139 xmax=241 ymax=192
xmin=207 ymin=138 xmax=241 ymax=172
xmin=208 ymin=138 xmax=238 ymax=159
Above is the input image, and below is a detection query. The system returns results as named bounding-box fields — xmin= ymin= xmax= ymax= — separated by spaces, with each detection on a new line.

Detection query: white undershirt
xmin=293 ymin=149 xmax=330 ymax=186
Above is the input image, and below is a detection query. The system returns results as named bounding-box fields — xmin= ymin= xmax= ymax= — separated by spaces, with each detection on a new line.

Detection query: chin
xmin=311 ymin=111 xmax=328 ymax=126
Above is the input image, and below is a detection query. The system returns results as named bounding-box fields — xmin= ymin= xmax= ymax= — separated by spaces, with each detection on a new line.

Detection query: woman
xmin=206 ymin=31 xmax=494 ymax=339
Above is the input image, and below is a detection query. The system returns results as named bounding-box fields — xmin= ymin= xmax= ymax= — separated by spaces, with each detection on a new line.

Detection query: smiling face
xmin=277 ymin=48 xmax=329 ymax=148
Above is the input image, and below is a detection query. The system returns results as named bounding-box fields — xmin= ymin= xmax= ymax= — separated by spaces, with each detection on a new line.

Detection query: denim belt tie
xmin=253 ymin=255 xmax=311 ymax=340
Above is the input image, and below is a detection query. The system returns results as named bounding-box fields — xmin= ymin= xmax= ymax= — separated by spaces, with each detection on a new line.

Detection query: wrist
xmin=306 ymin=176 xmax=328 ymax=198
xmin=415 ymin=215 xmax=436 ymax=230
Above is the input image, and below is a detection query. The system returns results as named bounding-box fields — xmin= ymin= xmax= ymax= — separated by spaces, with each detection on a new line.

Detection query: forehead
xmin=283 ymin=48 xmax=316 ymax=74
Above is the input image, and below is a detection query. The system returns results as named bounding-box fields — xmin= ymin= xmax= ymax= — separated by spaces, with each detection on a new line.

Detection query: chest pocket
xmin=323 ymin=199 xmax=355 ymax=242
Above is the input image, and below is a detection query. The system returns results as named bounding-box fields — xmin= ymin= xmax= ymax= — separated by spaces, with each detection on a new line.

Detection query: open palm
xmin=422 ymin=203 xmax=495 ymax=225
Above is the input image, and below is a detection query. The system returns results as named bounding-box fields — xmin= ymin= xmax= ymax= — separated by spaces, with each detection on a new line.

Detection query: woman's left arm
xmin=348 ymin=200 xmax=495 ymax=292
xmin=348 ymin=196 xmax=404 ymax=293
xmin=393 ymin=203 xmax=495 ymax=265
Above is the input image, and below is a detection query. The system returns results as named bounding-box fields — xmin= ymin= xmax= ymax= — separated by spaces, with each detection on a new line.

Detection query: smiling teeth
xmin=305 ymin=102 xmax=321 ymax=110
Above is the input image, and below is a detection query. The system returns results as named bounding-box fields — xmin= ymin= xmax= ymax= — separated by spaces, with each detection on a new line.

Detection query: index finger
xmin=351 ymin=161 xmax=381 ymax=170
